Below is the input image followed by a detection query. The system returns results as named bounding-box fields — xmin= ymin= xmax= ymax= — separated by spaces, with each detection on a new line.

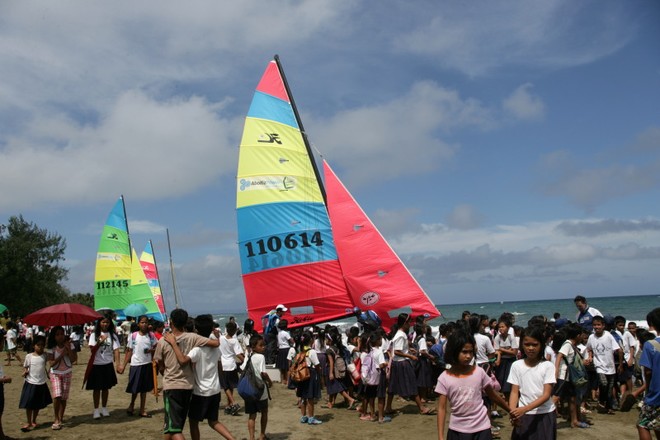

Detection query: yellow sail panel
xmin=95 ymin=253 xmax=131 ymax=281
xmin=237 ymin=117 xmax=323 ymax=208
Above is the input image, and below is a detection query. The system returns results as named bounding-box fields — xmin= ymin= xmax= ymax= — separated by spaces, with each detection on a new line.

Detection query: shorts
xmin=163 ymin=389 xmax=193 ymax=434
xmin=188 ymin=393 xmax=220 ymax=422
xmin=219 ymin=369 xmax=239 ymax=391
xmin=244 ymin=398 xmax=268 ymax=415
xmin=617 ymin=363 xmax=634 ymax=383
xmin=50 ymin=371 xmax=73 ymax=400
xmin=637 ymin=403 xmax=660 ymax=431
xmin=552 ymin=379 xmax=575 ymax=400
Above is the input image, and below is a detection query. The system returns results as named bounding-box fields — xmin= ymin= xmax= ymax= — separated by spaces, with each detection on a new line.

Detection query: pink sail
xmin=324 ymin=161 xmax=440 ymax=329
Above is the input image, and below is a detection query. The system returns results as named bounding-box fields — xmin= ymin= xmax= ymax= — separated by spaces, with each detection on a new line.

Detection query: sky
xmin=1 ymin=1 xmax=659 ymax=315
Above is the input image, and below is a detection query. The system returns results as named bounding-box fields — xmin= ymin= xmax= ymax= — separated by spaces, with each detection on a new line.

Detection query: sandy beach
xmin=1 ymin=348 xmax=641 ymax=440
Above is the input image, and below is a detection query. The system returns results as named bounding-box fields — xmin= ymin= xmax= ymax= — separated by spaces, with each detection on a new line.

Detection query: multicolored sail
xmin=129 ymin=247 xmax=164 ymax=321
xmin=236 ymin=57 xmax=355 ymax=331
xmin=324 ymin=161 xmax=440 ymax=329
xmin=236 ymin=57 xmax=440 ymax=331
xmin=140 ymin=240 xmax=166 ymax=321
xmin=94 ymin=196 xmax=132 ymax=314
xmin=94 ymin=196 xmax=164 ymax=321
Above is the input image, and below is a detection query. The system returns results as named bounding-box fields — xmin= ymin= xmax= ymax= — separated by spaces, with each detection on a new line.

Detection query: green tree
xmin=0 ymin=215 xmax=69 ymax=317
xmin=68 ymin=292 xmax=94 ymax=308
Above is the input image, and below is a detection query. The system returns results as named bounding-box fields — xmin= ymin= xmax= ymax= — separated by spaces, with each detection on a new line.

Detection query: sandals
xmin=348 ymin=401 xmax=359 ymax=410
xmin=420 ymin=408 xmax=436 ymax=415
xmin=573 ymin=421 xmax=590 ymax=429
xmin=51 ymin=423 xmax=62 ymax=430
xmin=139 ymin=413 xmax=152 ymax=418
xmin=20 ymin=425 xmax=33 ymax=433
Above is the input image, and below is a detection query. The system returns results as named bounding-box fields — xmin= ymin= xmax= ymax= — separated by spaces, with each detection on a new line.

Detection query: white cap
xmin=276 ymin=304 xmax=288 ymax=312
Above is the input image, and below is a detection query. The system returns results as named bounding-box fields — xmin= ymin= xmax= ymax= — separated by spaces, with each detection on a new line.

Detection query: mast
xmin=120 ymin=194 xmax=132 ymax=256
xmin=274 ymin=54 xmax=327 ymax=204
xmin=166 ymin=228 xmax=180 ymax=309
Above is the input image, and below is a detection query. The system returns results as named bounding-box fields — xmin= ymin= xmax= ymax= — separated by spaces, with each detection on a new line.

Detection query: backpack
xmin=563 ymin=343 xmax=588 ymax=388
xmin=329 ymin=348 xmax=347 ymax=379
xmin=288 ymin=349 xmax=310 ymax=383
xmin=361 ymin=352 xmax=380 ymax=386
xmin=237 ymin=354 xmax=265 ymax=402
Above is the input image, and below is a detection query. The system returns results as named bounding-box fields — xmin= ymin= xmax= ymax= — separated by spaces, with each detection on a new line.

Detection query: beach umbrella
xmin=23 ymin=303 xmax=102 ymax=326
xmin=0 ymin=304 xmax=7 ymax=314
xmin=123 ymin=303 xmax=148 ymax=318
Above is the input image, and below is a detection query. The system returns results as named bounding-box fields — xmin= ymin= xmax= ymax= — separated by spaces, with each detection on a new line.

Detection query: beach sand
xmin=1 ymin=349 xmax=640 ymax=439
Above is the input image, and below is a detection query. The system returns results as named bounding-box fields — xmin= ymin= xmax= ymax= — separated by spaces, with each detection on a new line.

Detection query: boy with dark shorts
xmin=164 ymin=314 xmax=235 ymax=440
xmin=241 ymin=335 xmax=272 ymax=440
xmin=154 ymin=309 xmax=219 ymax=440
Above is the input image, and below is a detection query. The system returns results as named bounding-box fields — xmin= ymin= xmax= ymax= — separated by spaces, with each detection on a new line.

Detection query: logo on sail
xmin=239 ymin=176 xmax=297 ymax=192
xmin=258 ymin=133 xmax=282 ymax=144
xmin=360 ymin=291 xmax=380 ymax=306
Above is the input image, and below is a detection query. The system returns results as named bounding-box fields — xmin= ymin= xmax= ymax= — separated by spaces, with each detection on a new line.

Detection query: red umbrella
xmin=23 ymin=303 xmax=102 ymax=326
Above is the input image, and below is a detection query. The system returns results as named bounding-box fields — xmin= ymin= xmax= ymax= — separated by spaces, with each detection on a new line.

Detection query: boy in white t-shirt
xmin=586 ymin=315 xmax=622 ymax=414
xmin=165 ymin=315 xmax=235 ymax=440
xmin=241 ymin=334 xmax=272 ymax=440
xmin=220 ymin=322 xmax=244 ymax=416
xmin=4 ymin=322 xmax=21 ymax=366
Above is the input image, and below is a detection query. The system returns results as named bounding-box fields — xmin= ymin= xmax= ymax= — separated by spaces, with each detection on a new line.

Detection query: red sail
xmin=324 ymin=161 xmax=440 ymax=329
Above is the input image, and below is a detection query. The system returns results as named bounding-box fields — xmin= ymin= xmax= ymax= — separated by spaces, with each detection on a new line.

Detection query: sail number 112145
xmin=244 ymin=231 xmax=323 ymax=257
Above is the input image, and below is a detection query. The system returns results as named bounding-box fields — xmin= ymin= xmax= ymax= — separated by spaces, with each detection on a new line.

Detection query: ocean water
xmin=211 ymin=294 xmax=658 ymax=329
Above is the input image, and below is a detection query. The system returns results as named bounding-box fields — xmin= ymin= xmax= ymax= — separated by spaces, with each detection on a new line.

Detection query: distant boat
xmin=235 ymin=56 xmax=440 ymax=331
xmin=94 ymin=196 xmax=164 ymax=321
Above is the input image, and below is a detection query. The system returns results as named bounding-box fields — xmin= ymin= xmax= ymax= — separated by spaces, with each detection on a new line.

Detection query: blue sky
xmin=1 ymin=1 xmax=659 ymax=315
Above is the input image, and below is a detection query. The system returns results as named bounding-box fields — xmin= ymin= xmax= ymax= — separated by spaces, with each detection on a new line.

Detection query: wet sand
xmin=0 ymin=348 xmax=640 ymax=439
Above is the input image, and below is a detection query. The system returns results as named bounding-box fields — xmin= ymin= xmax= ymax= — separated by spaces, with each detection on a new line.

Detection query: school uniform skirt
xmin=317 ymin=352 xmax=327 ymax=378
xmin=416 ymin=357 xmax=434 ymax=388
xmin=326 ymin=377 xmax=347 ymax=395
xmin=511 ymin=412 xmax=556 ymax=440
xmin=495 ymin=357 xmax=514 ymax=394
xmin=376 ymin=370 xmax=387 ymax=399
xmin=388 ymin=359 xmax=417 ymax=397
xmin=85 ymin=362 xmax=118 ymax=390
xmin=19 ymin=382 xmax=53 ymax=410
xmin=126 ymin=363 xmax=154 ymax=394
xmin=276 ymin=348 xmax=290 ymax=371
xmin=296 ymin=368 xmax=321 ymax=400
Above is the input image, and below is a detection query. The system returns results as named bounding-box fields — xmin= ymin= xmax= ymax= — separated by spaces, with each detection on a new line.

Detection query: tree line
xmin=0 ymin=215 xmax=93 ymax=318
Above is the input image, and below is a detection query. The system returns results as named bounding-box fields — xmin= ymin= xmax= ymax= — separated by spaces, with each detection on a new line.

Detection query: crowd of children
xmin=0 ymin=302 xmax=658 ymax=440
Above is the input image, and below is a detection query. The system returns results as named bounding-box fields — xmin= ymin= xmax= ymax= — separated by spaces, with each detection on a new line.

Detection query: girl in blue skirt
xmin=296 ymin=331 xmax=323 ymax=425
xmin=19 ymin=336 xmax=52 ymax=432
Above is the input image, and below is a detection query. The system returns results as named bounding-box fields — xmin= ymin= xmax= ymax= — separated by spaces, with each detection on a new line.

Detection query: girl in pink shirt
xmin=435 ymin=329 xmax=510 ymax=440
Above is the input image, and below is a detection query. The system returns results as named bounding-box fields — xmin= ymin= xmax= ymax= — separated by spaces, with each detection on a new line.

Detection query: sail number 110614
xmin=244 ymin=231 xmax=323 ymax=257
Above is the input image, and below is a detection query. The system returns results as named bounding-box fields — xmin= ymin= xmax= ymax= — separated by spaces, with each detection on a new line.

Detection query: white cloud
xmin=447 ymin=204 xmax=485 ymax=230
xmin=392 ymin=1 xmax=636 ymax=76
xmin=0 ymin=90 xmax=239 ymax=211
xmin=503 ymin=83 xmax=545 ymax=121
xmin=308 ymin=81 xmax=494 ymax=186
